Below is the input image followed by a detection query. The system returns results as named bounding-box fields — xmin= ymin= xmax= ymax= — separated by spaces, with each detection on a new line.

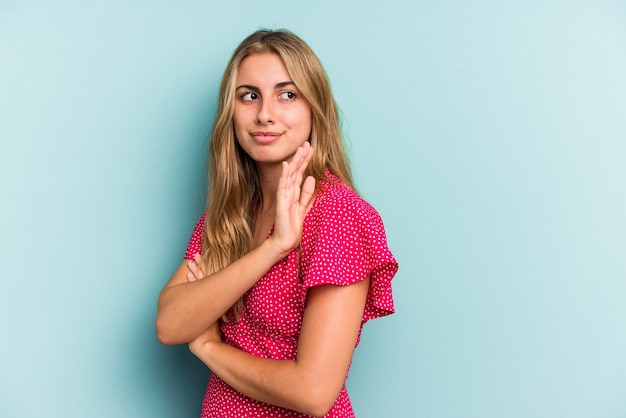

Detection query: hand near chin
xmin=271 ymin=142 xmax=316 ymax=256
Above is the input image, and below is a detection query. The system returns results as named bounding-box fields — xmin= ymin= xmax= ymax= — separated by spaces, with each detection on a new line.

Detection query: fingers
xmin=299 ymin=175 xmax=316 ymax=208
xmin=271 ymin=143 xmax=315 ymax=255
xmin=277 ymin=142 xmax=313 ymax=204
xmin=285 ymin=141 xmax=312 ymax=178
xmin=186 ymin=253 xmax=205 ymax=282
xmin=284 ymin=142 xmax=313 ymax=190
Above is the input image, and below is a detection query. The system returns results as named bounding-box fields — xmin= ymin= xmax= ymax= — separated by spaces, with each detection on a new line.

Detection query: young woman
xmin=156 ymin=29 xmax=398 ymax=418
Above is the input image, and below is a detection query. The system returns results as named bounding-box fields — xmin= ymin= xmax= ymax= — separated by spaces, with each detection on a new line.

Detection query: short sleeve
xmin=183 ymin=214 xmax=205 ymax=260
xmin=300 ymin=186 xmax=398 ymax=324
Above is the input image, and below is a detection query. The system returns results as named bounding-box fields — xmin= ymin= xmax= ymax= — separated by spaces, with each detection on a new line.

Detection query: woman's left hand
xmin=270 ymin=142 xmax=316 ymax=256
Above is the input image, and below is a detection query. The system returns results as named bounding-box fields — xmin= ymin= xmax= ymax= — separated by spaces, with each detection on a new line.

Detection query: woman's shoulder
xmin=183 ymin=213 xmax=206 ymax=260
xmin=313 ymin=172 xmax=381 ymax=222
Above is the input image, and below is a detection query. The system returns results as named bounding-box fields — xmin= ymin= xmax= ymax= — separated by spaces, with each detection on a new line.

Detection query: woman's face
xmin=233 ymin=53 xmax=312 ymax=167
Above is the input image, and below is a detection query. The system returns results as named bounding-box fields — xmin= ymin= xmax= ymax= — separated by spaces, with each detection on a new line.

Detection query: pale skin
xmin=156 ymin=53 xmax=370 ymax=417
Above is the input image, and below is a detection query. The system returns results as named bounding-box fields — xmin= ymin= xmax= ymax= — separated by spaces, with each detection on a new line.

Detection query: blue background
xmin=1 ymin=1 xmax=625 ymax=417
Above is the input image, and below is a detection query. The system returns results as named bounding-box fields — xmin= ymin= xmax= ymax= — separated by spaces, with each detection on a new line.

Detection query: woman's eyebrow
xmin=236 ymin=84 xmax=260 ymax=92
xmin=235 ymin=81 xmax=295 ymax=91
xmin=275 ymin=81 xmax=295 ymax=89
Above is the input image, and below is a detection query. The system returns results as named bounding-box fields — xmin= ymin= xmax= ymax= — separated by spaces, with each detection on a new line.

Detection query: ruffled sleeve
xmin=183 ymin=214 xmax=205 ymax=260
xmin=299 ymin=181 xmax=398 ymax=324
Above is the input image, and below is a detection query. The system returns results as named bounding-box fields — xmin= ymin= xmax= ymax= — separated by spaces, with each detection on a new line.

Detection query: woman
xmin=156 ymin=29 xmax=398 ymax=417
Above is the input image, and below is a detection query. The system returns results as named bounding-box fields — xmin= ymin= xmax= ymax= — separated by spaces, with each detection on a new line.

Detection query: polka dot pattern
xmin=184 ymin=172 xmax=398 ymax=417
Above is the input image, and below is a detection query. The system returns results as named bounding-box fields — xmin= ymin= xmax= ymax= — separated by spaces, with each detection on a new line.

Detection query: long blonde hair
xmin=202 ymin=29 xmax=353 ymax=318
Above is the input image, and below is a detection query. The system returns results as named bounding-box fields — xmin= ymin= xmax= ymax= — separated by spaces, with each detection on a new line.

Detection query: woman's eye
xmin=241 ymin=92 xmax=258 ymax=101
xmin=279 ymin=91 xmax=297 ymax=100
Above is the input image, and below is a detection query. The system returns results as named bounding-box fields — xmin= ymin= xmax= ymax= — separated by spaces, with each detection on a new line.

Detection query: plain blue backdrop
xmin=1 ymin=1 xmax=625 ymax=417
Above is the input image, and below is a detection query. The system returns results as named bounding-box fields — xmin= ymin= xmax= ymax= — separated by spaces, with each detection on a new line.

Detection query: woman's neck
xmin=256 ymin=162 xmax=282 ymax=212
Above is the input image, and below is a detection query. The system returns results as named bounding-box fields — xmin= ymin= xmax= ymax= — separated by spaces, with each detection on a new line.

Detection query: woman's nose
xmin=256 ymin=100 xmax=275 ymax=124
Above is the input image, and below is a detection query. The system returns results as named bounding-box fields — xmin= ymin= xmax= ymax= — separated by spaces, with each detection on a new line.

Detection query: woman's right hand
xmin=270 ymin=142 xmax=316 ymax=256
xmin=186 ymin=252 xmax=205 ymax=282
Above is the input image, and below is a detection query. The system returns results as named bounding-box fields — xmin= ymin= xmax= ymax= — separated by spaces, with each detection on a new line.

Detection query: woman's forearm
xmin=157 ymin=149 xmax=315 ymax=346
xmin=156 ymin=238 xmax=288 ymax=345
xmin=189 ymin=279 xmax=370 ymax=417
xmin=191 ymin=340 xmax=335 ymax=417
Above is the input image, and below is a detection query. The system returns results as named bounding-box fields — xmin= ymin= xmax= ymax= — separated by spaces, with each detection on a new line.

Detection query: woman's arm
xmin=156 ymin=143 xmax=315 ymax=345
xmin=156 ymin=239 xmax=288 ymax=345
xmin=189 ymin=277 xmax=370 ymax=417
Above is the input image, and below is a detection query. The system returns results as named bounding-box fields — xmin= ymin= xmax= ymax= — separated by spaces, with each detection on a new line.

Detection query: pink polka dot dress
xmin=184 ymin=172 xmax=398 ymax=417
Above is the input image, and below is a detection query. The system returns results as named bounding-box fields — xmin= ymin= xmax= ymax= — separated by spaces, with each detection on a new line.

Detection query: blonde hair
xmin=202 ymin=29 xmax=353 ymax=318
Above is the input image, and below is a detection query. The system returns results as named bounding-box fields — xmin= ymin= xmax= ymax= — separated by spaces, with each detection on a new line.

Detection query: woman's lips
xmin=251 ymin=131 xmax=282 ymax=144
